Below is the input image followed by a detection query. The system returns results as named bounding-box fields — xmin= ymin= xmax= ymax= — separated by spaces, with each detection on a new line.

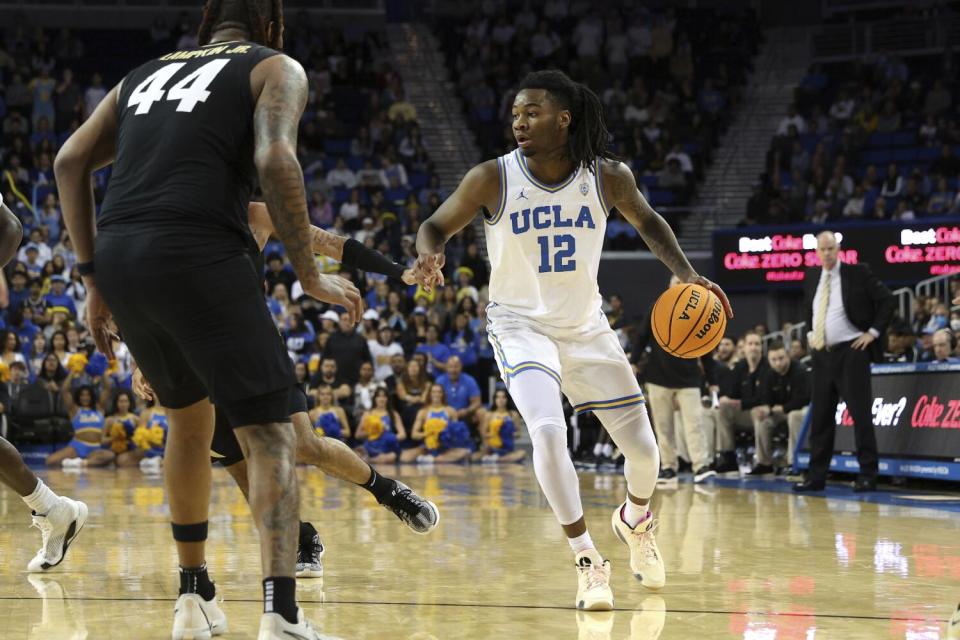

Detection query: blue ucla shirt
xmin=435 ymin=372 xmax=480 ymax=410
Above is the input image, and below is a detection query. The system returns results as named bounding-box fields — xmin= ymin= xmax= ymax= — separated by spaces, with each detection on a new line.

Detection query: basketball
xmin=651 ymin=283 xmax=726 ymax=358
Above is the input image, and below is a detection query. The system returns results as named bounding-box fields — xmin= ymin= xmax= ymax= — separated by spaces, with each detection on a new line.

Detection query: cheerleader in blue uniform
xmin=308 ymin=386 xmax=351 ymax=441
xmin=473 ymin=388 xmax=526 ymax=463
xmin=104 ymin=390 xmax=143 ymax=467
xmin=355 ymin=388 xmax=406 ymax=464
xmin=402 ymin=383 xmax=473 ymax=464
xmin=45 ymin=366 xmax=114 ymax=468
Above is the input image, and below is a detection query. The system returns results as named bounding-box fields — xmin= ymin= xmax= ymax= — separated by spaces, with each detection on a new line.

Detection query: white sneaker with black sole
xmin=296 ymin=533 xmax=325 ymax=578
xmin=257 ymin=607 xmax=342 ymax=640
xmin=693 ymin=466 xmax=717 ymax=483
xmin=171 ymin=592 xmax=228 ymax=640
xmin=574 ymin=549 xmax=614 ymax=611
xmin=27 ymin=496 xmax=88 ymax=572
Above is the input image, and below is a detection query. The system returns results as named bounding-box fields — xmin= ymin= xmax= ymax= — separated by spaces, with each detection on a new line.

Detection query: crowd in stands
xmin=749 ymin=52 xmax=960 ymax=225
xmin=435 ymin=1 xmax=761 ymax=245
xmin=0 ymin=21 xmax=524 ymax=468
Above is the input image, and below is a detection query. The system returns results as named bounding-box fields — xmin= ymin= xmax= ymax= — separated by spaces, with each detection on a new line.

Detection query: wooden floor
xmin=1 ymin=464 xmax=958 ymax=639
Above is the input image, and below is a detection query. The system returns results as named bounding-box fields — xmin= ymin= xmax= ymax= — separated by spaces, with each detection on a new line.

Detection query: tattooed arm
xmin=251 ymin=55 xmax=362 ymax=321
xmin=247 ymin=201 xmax=345 ymax=258
xmin=602 ymin=160 xmax=734 ymax=318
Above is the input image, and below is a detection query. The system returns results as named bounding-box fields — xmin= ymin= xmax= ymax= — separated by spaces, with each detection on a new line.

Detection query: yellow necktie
xmin=812 ymin=272 xmax=831 ymax=349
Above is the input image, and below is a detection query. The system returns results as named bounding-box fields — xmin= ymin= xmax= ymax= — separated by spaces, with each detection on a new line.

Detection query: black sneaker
xmin=656 ymin=468 xmax=678 ymax=488
xmin=677 ymin=458 xmax=693 ymax=473
xmin=382 ymin=481 xmax=440 ymax=534
xmin=747 ymin=463 xmax=775 ymax=476
xmin=295 ymin=533 xmax=324 ymax=578
xmin=693 ymin=465 xmax=717 ymax=483
xmin=713 ymin=452 xmax=739 ymax=474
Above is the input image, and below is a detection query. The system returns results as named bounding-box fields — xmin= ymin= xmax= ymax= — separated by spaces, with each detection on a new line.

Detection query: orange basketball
xmin=651 ymin=283 xmax=726 ymax=358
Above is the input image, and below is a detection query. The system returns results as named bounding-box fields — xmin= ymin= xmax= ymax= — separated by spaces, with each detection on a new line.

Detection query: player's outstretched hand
xmin=86 ymin=284 xmax=119 ymax=359
xmin=132 ymin=366 xmax=155 ymax=402
xmin=401 ymin=268 xmax=417 ymax=286
xmin=684 ymin=273 xmax=734 ymax=319
xmin=413 ymin=253 xmax=445 ymax=292
xmin=301 ymin=274 xmax=364 ymax=325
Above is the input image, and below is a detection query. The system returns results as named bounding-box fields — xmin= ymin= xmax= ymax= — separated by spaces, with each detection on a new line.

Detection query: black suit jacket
xmin=803 ymin=261 xmax=896 ymax=362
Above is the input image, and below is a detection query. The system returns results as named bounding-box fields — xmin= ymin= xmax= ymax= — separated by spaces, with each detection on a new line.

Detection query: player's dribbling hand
xmin=301 ymin=274 xmax=364 ymax=325
xmin=86 ymin=284 xmax=119 ymax=359
xmin=683 ymin=273 xmax=734 ymax=319
xmin=132 ymin=366 xmax=155 ymax=402
xmin=401 ymin=268 xmax=417 ymax=286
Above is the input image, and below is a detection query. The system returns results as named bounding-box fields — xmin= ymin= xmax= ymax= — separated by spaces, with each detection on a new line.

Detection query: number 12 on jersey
xmin=128 ymin=59 xmax=231 ymax=115
xmin=537 ymin=234 xmax=576 ymax=273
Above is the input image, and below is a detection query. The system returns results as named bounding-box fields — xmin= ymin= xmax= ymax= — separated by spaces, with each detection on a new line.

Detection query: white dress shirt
xmin=811 ymin=262 xmax=864 ymax=347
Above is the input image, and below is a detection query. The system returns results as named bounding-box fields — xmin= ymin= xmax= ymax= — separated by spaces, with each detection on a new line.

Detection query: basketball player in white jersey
xmin=413 ymin=70 xmax=733 ymax=610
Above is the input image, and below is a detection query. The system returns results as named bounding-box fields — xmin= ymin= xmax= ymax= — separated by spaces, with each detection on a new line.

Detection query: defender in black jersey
xmin=54 ymin=1 xmax=345 ymax=637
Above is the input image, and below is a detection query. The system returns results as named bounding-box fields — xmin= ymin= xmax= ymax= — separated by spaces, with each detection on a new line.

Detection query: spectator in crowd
xmin=310 ymin=358 xmax=352 ymax=403
xmin=0 ymin=331 xmax=25 ymax=367
xmin=416 ymin=324 xmax=450 ymax=376
xmin=356 ymin=387 xmax=406 ymax=464
xmin=324 ymin=311 xmax=372 ymax=386
xmin=436 ymin=355 xmax=484 ymax=436
xmin=309 ymin=385 xmax=350 ymax=441
xmin=749 ymin=342 xmax=811 ymax=474
xmin=931 ymin=328 xmax=958 ymax=363
xmin=473 ymin=388 xmax=526 ymax=463
xmin=713 ymin=331 xmax=768 ymax=473
xmin=353 ymin=361 xmax=384 ymax=419
xmin=884 ymin=319 xmax=919 ymax=363
xmin=396 ymin=357 xmax=430 ymax=427
xmin=0 ymin=361 xmax=30 ymax=412
xmin=369 ymin=324 xmax=404 ymax=382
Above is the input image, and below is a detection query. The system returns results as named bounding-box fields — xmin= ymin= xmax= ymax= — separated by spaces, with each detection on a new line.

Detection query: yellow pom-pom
xmin=424 ymin=417 xmax=447 ymax=450
xmin=148 ymin=425 xmax=165 ymax=448
xmin=0 ymin=361 xmax=10 ymax=383
xmin=67 ymin=353 xmax=88 ymax=374
xmin=307 ymin=354 xmax=321 ymax=375
xmin=488 ymin=417 xmax=504 ymax=449
xmin=132 ymin=426 xmax=152 ymax=451
xmin=364 ymin=413 xmax=385 ymax=440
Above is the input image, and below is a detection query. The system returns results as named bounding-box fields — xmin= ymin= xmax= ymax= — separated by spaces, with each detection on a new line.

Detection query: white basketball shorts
xmin=486 ymin=303 xmax=644 ymax=414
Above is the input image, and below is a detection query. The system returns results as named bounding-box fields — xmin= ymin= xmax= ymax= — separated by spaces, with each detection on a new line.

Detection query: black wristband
xmin=341 ymin=238 xmax=405 ymax=280
xmin=77 ymin=261 xmax=95 ymax=276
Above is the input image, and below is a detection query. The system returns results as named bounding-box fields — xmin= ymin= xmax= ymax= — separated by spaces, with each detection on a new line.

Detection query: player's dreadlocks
xmin=197 ymin=0 xmax=284 ymax=49
xmin=518 ymin=69 xmax=617 ymax=171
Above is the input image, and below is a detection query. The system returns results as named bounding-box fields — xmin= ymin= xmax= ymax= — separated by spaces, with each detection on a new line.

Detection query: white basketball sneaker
xmin=258 ymin=607 xmax=341 ymax=640
xmin=27 ymin=497 xmax=88 ymax=572
xmin=948 ymin=603 xmax=960 ymax=640
xmin=611 ymin=503 xmax=665 ymax=590
xmin=574 ymin=549 xmax=614 ymax=611
xmin=171 ymin=592 xmax=228 ymax=640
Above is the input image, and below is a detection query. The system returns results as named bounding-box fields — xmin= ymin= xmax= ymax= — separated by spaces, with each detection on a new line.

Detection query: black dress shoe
xmin=793 ymin=479 xmax=826 ymax=492
xmin=853 ymin=478 xmax=877 ymax=493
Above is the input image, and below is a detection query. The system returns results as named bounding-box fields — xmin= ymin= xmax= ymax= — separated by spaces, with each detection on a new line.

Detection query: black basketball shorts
xmin=210 ymin=386 xmax=310 ymax=467
xmin=95 ymin=233 xmax=294 ymax=427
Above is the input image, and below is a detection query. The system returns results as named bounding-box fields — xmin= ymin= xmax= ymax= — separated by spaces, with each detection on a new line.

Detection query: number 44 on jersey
xmin=127 ymin=59 xmax=231 ymax=115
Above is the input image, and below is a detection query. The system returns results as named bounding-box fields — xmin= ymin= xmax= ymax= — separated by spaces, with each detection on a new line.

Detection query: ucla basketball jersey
xmin=484 ymin=150 xmax=609 ymax=329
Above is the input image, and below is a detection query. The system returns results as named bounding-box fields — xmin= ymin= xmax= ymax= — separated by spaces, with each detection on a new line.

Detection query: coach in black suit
xmin=794 ymin=231 xmax=895 ymax=493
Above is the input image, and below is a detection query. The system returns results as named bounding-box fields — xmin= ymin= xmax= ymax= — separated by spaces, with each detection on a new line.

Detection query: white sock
xmin=621 ymin=500 xmax=650 ymax=529
xmin=593 ymin=443 xmax=602 ymax=456
xmin=568 ymin=531 xmax=595 ymax=555
xmin=22 ymin=479 xmax=59 ymax=515
xmin=602 ymin=443 xmax=614 ymax=457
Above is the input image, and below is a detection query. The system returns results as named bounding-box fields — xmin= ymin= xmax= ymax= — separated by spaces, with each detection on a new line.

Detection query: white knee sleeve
xmin=509 ymin=371 xmax=583 ymax=526
xmin=597 ymin=403 xmax=660 ymax=500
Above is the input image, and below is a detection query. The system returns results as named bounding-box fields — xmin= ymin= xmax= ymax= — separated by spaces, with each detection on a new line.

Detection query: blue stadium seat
xmin=346 ymin=155 xmax=365 ymax=172
xmin=323 ymin=139 xmax=351 ymax=155
xmin=917 ymin=146 xmax=940 ymax=161
xmin=892 ymin=148 xmax=917 ymax=162
xmin=868 ymin=132 xmax=893 ymax=148
xmin=861 ymin=149 xmax=890 ymax=166
xmin=891 ymin=131 xmax=917 ymax=147
xmin=409 ymin=172 xmax=429 ymax=190
xmin=333 ymin=187 xmax=352 ymax=204
xmin=648 ymin=189 xmax=675 ymax=206
xmin=640 ymin=175 xmax=659 ymax=188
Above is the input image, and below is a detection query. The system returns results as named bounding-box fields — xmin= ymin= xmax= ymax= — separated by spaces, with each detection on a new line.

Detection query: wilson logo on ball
xmin=652 ymin=284 xmax=727 ymax=359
